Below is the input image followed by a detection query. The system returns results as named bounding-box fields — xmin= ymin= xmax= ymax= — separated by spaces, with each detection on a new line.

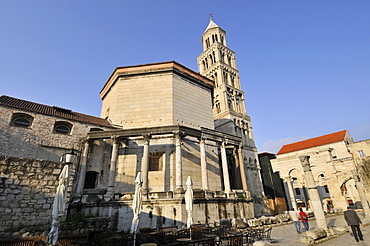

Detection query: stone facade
xmin=197 ymin=19 xmax=263 ymax=201
xmin=100 ymin=62 xmax=215 ymax=130
xmin=270 ymin=130 xmax=362 ymax=212
xmin=0 ymin=156 xmax=75 ymax=233
xmin=0 ymin=96 xmax=114 ymax=162
xmin=348 ymin=139 xmax=370 ymax=202
xmin=0 ymin=19 xmax=266 ymax=235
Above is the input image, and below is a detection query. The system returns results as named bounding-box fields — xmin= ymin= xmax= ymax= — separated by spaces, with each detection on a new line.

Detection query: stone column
xmin=238 ymin=145 xmax=248 ymax=191
xmin=174 ymin=132 xmax=183 ymax=192
xmin=141 ymin=134 xmax=150 ymax=193
xmin=285 ymin=176 xmax=298 ymax=211
xmin=76 ymin=139 xmax=90 ymax=196
xmin=300 ymin=156 xmax=328 ymax=230
xmin=107 ymin=136 xmax=120 ymax=197
xmin=199 ymin=137 xmax=209 ymax=190
xmin=352 ymin=170 xmax=370 ymax=217
xmin=220 ymin=140 xmax=231 ymax=193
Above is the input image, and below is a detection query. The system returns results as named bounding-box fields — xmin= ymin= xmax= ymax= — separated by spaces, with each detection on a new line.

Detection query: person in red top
xmin=299 ymin=208 xmax=309 ymax=232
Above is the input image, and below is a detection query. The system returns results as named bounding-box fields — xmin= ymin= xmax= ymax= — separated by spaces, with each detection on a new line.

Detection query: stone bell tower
xmin=197 ymin=17 xmax=264 ymax=201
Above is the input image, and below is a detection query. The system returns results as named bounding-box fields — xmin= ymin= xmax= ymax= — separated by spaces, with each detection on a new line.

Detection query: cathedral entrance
xmin=226 ymin=148 xmax=242 ymax=190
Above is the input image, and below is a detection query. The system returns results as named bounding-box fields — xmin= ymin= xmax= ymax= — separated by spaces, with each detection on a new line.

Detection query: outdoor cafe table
xmin=176 ymin=238 xmax=192 ymax=245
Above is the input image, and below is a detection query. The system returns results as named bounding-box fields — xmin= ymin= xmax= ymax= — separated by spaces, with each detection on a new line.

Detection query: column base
xmin=174 ymin=187 xmax=184 ymax=198
xmin=202 ymin=189 xmax=214 ymax=198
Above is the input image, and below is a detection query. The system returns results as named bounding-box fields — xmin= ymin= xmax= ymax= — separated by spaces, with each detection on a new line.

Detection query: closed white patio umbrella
xmin=130 ymin=172 xmax=143 ymax=245
xmin=47 ymin=164 xmax=69 ymax=245
xmin=185 ymin=176 xmax=194 ymax=230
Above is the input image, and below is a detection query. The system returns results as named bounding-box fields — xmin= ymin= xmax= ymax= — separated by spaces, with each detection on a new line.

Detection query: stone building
xmin=348 ymin=139 xmax=370 ymax=202
xmin=197 ymin=19 xmax=263 ymax=200
xmin=76 ymin=59 xmax=261 ymax=231
xmin=270 ymin=130 xmax=364 ymax=212
xmin=0 ymin=95 xmax=114 ymax=161
xmin=0 ymin=95 xmax=114 ymax=234
xmin=0 ymin=19 xmax=265 ymax=233
xmin=258 ymin=152 xmax=287 ymax=215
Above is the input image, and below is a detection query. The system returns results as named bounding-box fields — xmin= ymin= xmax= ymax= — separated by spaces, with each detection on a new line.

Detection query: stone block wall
xmin=0 ymin=105 xmax=112 ymax=161
xmin=0 ymin=155 xmax=75 ymax=233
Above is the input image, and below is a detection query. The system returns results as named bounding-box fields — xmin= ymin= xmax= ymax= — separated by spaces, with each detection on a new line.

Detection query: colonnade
xmin=75 ymin=131 xmax=250 ymax=197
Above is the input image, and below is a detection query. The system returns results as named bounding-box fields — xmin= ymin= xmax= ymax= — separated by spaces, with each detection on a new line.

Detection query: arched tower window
xmin=215 ymin=101 xmax=221 ymax=114
xmin=228 ymin=100 xmax=233 ymax=110
xmin=230 ymin=74 xmax=235 ymax=87
xmin=220 ymin=51 xmax=224 ymax=62
xmin=223 ymin=70 xmax=228 ymax=85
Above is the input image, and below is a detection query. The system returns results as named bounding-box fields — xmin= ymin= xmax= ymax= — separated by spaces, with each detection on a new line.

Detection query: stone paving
xmin=266 ymin=213 xmax=370 ymax=245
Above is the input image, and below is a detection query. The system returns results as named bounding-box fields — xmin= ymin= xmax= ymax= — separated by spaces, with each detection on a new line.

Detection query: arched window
xmin=11 ymin=113 xmax=34 ymax=128
xmin=215 ymin=101 xmax=221 ymax=114
xmin=230 ymin=74 xmax=235 ymax=87
xmin=53 ymin=121 xmax=72 ymax=135
xmin=89 ymin=128 xmax=104 ymax=132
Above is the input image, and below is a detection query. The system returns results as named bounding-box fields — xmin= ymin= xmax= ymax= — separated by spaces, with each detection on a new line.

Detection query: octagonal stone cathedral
xmin=68 ymin=19 xmax=265 ymax=231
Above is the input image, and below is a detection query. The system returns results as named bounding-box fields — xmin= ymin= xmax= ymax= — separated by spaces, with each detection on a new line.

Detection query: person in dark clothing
xmin=344 ymin=206 xmax=364 ymax=242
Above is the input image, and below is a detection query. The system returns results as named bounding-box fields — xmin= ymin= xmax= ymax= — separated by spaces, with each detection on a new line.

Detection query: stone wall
xmin=0 ymin=155 xmax=75 ymax=234
xmin=0 ymin=105 xmax=112 ymax=161
xmin=70 ymin=194 xmax=255 ymax=232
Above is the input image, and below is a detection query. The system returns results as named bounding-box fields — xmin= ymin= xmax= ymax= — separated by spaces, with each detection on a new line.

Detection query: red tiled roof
xmin=0 ymin=95 xmax=115 ymax=128
xmin=277 ymin=130 xmax=347 ymax=154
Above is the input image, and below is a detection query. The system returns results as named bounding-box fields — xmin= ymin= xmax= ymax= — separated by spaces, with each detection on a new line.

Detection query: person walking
xmin=289 ymin=208 xmax=301 ymax=233
xmin=344 ymin=206 xmax=364 ymax=242
xmin=299 ymin=208 xmax=309 ymax=232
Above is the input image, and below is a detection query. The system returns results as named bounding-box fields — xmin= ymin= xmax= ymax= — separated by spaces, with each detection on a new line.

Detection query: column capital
xmin=111 ymin=135 xmax=121 ymax=143
xmin=198 ymin=135 xmax=207 ymax=143
xmin=80 ymin=137 xmax=90 ymax=145
xmin=238 ymin=143 xmax=243 ymax=149
xmin=221 ymin=138 xmax=228 ymax=147
xmin=352 ymin=170 xmax=360 ymax=182
xmin=142 ymin=134 xmax=151 ymax=144
xmin=285 ymin=176 xmax=292 ymax=182
xmin=299 ymin=156 xmax=311 ymax=170
xmin=173 ymin=131 xmax=185 ymax=139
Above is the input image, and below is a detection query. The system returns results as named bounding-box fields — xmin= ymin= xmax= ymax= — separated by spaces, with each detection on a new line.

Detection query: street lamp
xmin=64 ymin=149 xmax=77 ymax=164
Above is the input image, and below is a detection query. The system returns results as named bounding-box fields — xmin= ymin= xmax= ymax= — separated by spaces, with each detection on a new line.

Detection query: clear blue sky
xmin=1 ymin=1 xmax=369 ymax=153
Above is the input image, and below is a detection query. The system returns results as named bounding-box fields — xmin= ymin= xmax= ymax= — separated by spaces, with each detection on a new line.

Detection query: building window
xmin=358 ymin=150 xmax=365 ymax=157
xmin=89 ymin=128 xmax=104 ymax=132
xmin=324 ymin=185 xmax=329 ymax=193
xmin=53 ymin=121 xmax=72 ymax=134
xmin=149 ymin=152 xmax=164 ymax=171
xmin=11 ymin=113 xmax=33 ymax=128
xmin=84 ymin=171 xmax=99 ymax=189
xmin=295 ymin=188 xmax=301 ymax=195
